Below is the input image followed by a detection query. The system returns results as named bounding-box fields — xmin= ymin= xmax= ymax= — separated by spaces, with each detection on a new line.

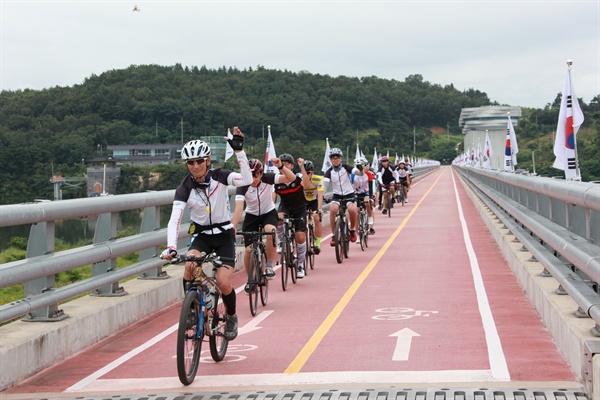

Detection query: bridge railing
xmin=454 ymin=165 xmax=600 ymax=336
xmin=0 ymin=165 xmax=439 ymax=324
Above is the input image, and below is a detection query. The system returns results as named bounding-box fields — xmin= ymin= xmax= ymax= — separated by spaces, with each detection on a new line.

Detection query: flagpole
xmin=567 ymin=60 xmax=582 ymax=181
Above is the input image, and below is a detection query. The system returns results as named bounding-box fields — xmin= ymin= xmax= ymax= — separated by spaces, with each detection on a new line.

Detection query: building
xmin=459 ymin=106 xmax=522 ymax=170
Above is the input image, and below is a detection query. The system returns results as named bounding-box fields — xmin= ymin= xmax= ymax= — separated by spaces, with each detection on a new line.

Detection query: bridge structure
xmin=0 ymin=165 xmax=599 ymax=400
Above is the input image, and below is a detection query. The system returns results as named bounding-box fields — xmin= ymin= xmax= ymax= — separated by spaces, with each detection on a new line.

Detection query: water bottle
xmin=204 ymin=286 xmax=215 ymax=310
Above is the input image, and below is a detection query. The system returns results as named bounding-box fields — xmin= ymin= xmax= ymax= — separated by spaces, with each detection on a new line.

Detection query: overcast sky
xmin=1 ymin=0 xmax=598 ymax=109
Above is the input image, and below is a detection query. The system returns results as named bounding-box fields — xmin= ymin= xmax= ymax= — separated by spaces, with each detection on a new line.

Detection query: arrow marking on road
xmin=389 ymin=328 xmax=420 ymax=361
xmin=239 ymin=310 xmax=273 ymax=336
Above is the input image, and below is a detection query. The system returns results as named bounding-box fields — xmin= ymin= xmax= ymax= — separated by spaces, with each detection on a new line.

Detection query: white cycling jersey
xmin=324 ymin=164 xmax=363 ymax=196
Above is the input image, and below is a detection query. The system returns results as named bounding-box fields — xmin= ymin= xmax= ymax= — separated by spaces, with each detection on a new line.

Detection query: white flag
xmin=224 ymin=128 xmax=234 ymax=161
xmin=355 ymin=144 xmax=361 ymax=163
xmin=264 ymin=125 xmax=277 ymax=173
xmin=371 ymin=148 xmax=378 ymax=170
xmin=553 ymin=65 xmax=585 ymax=180
xmin=504 ymin=114 xmax=519 ymax=172
xmin=476 ymin=140 xmax=482 ymax=167
xmin=321 ymin=138 xmax=332 ymax=173
xmin=483 ymin=130 xmax=493 ymax=169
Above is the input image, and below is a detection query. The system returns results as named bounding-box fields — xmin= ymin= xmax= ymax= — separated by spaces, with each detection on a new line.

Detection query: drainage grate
xmin=43 ymin=387 xmax=589 ymax=400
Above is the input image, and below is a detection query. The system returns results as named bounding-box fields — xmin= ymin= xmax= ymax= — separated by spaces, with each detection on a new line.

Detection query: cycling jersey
xmin=304 ymin=174 xmax=324 ymax=202
xmin=324 ymin=164 xmax=363 ymax=196
xmin=396 ymin=166 xmax=409 ymax=179
xmin=377 ymin=165 xmax=399 ymax=186
xmin=352 ymin=173 xmax=371 ymax=196
xmin=274 ymin=173 xmax=307 ymax=210
xmin=235 ymin=172 xmax=282 ymax=216
xmin=166 ymin=151 xmax=252 ymax=249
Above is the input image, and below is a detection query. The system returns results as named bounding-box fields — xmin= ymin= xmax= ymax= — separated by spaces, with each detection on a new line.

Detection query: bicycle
xmin=357 ymin=198 xmax=369 ymax=251
xmin=333 ymin=201 xmax=351 ymax=264
xmin=279 ymin=215 xmax=303 ymax=290
xmin=167 ymin=252 xmax=232 ymax=385
xmin=237 ymin=228 xmax=275 ymax=316
xmin=396 ymin=181 xmax=405 ymax=206
xmin=382 ymin=185 xmax=393 ymax=218
xmin=305 ymin=210 xmax=320 ymax=271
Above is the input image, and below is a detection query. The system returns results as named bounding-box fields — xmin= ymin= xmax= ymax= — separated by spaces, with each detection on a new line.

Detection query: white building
xmin=459 ymin=106 xmax=522 ymax=170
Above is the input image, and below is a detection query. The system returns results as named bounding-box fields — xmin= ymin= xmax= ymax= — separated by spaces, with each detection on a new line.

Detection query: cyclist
xmin=299 ymin=160 xmax=324 ymax=254
xmin=352 ymin=156 xmax=376 ymax=235
xmin=403 ymin=157 xmax=413 ymax=203
xmin=323 ymin=147 xmax=364 ymax=246
xmin=395 ymin=161 xmax=412 ymax=203
xmin=377 ymin=156 xmax=398 ymax=214
xmin=232 ymin=158 xmax=296 ymax=292
xmin=273 ymin=154 xmax=311 ymax=278
xmin=160 ymin=127 xmax=252 ymax=341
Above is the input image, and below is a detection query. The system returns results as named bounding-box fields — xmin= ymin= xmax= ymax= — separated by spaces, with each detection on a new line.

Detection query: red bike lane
xmin=3 ymin=167 xmax=577 ymax=397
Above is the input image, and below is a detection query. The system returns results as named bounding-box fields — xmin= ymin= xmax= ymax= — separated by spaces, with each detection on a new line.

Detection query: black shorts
xmin=306 ymin=199 xmax=319 ymax=212
xmin=278 ymin=204 xmax=307 ymax=232
xmin=190 ymin=229 xmax=236 ymax=267
xmin=332 ymin=193 xmax=356 ymax=205
xmin=241 ymin=209 xmax=278 ymax=247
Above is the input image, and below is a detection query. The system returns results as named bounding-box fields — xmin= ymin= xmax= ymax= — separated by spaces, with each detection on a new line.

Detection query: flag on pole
xmin=322 ymin=138 xmax=332 ymax=172
xmin=355 ymin=144 xmax=361 ymax=163
xmin=224 ymin=128 xmax=234 ymax=161
xmin=264 ymin=125 xmax=277 ymax=173
xmin=476 ymin=140 xmax=482 ymax=167
xmin=483 ymin=130 xmax=493 ymax=169
xmin=504 ymin=113 xmax=519 ymax=171
xmin=553 ymin=62 xmax=585 ymax=181
xmin=371 ymin=148 xmax=378 ymax=170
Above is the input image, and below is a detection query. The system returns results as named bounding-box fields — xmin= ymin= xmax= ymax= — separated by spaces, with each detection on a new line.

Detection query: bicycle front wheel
xmin=248 ymin=251 xmax=260 ymax=316
xmin=359 ymin=212 xmax=366 ymax=251
xmin=177 ymin=290 xmax=202 ymax=385
xmin=209 ymin=295 xmax=228 ymax=362
xmin=288 ymin=237 xmax=297 ymax=284
xmin=334 ymin=217 xmax=344 ymax=264
xmin=280 ymin=239 xmax=289 ymax=291
xmin=387 ymin=193 xmax=392 ymax=218
xmin=259 ymin=246 xmax=269 ymax=306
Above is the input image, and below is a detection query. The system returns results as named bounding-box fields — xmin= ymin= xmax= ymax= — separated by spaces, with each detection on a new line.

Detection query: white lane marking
xmin=389 ymin=328 xmax=420 ymax=361
xmin=69 ymin=369 xmax=496 ymax=392
xmin=451 ymin=169 xmax=510 ymax=381
xmin=66 ymin=310 xmax=274 ymax=392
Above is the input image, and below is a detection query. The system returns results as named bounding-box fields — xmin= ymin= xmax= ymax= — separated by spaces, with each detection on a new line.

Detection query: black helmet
xmin=329 ymin=147 xmax=343 ymax=158
xmin=279 ymin=153 xmax=294 ymax=164
xmin=248 ymin=158 xmax=263 ymax=174
xmin=304 ymin=160 xmax=314 ymax=171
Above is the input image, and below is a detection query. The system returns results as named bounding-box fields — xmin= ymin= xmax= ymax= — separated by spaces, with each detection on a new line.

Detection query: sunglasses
xmin=186 ymin=158 xmax=207 ymax=166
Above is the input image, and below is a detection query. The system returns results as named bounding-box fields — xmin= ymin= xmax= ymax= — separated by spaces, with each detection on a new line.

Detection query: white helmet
xmin=355 ymin=156 xmax=369 ymax=166
xmin=181 ymin=140 xmax=211 ymax=160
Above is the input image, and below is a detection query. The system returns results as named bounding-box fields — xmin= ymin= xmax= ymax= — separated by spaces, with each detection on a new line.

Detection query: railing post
xmin=138 ymin=205 xmax=168 ymax=280
xmin=91 ymin=212 xmax=127 ymax=297
xmin=22 ymin=220 xmax=68 ymax=322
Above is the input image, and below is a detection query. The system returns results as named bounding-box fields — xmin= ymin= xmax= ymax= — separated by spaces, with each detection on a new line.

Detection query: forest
xmin=1 ymin=64 xmax=598 ymax=204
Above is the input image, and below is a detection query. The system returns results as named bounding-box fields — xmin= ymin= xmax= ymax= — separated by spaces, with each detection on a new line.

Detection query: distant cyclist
xmin=160 ymin=127 xmax=251 ymax=341
xmin=377 ymin=156 xmax=398 ymax=214
xmin=395 ymin=161 xmax=412 ymax=203
xmin=232 ymin=158 xmax=296 ymax=291
xmin=299 ymin=160 xmax=324 ymax=254
xmin=323 ymin=147 xmax=364 ymax=245
xmin=352 ymin=156 xmax=376 ymax=235
xmin=273 ymin=154 xmax=311 ymax=278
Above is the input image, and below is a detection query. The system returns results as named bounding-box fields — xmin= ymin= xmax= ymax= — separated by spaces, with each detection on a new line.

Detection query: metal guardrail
xmin=0 ymin=165 xmax=439 ymax=324
xmin=454 ymin=165 xmax=600 ymax=336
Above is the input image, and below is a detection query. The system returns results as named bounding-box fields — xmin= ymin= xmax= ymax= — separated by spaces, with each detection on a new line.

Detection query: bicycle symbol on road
xmin=372 ymin=307 xmax=439 ymax=320
xmin=200 ymin=344 xmax=257 ymax=363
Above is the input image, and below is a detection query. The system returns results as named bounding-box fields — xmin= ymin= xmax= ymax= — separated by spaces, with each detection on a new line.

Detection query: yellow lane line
xmin=284 ymin=170 xmax=445 ymax=374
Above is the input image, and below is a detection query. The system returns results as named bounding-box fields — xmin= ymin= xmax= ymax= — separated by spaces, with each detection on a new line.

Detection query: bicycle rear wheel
xmin=306 ymin=222 xmax=315 ymax=270
xmin=209 ymin=295 xmax=228 ymax=361
xmin=248 ymin=251 xmax=260 ymax=316
xmin=334 ymin=217 xmax=344 ymax=264
xmin=177 ymin=290 xmax=202 ymax=385
xmin=259 ymin=246 xmax=269 ymax=306
xmin=387 ymin=193 xmax=392 ymax=218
